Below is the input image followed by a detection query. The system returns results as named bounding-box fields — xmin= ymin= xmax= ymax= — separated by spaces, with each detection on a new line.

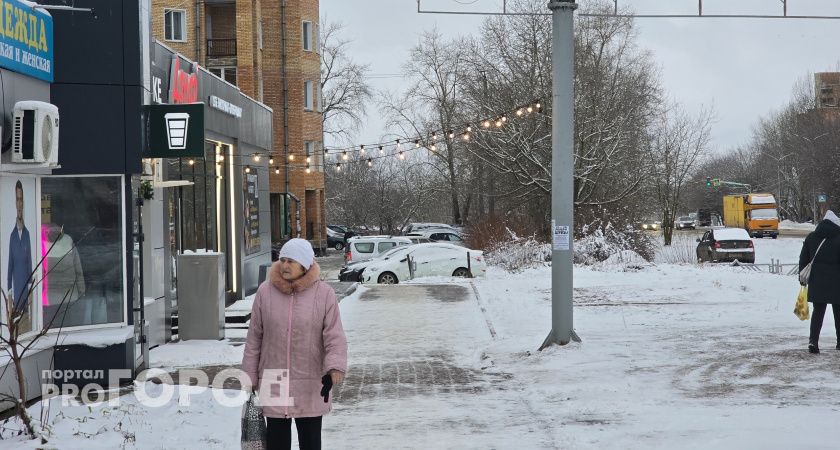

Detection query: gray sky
xmin=321 ymin=0 xmax=840 ymax=153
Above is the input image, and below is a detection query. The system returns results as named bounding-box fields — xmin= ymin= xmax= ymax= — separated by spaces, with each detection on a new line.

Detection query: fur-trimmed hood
xmin=270 ymin=261 xmax=321 ymax=294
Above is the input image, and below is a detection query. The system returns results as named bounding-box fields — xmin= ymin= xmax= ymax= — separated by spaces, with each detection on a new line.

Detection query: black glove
xmin=320 ymin=374 xmax=333 ymax=403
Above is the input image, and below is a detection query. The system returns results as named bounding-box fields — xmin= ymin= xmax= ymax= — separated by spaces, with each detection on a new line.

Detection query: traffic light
xmin=706 ymin=177 xmax=711 ymax=187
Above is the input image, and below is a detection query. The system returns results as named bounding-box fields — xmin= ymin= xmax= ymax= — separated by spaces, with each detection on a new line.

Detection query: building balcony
xmin=207 ymin=38 xmax=236 ymax=58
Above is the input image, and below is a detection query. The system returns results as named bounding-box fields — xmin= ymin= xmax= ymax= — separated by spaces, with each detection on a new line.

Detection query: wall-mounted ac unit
xmin=11 ymin=101 xmax=59 ymax=165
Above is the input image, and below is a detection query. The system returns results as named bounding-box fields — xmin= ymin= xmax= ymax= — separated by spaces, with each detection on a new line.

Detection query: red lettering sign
xmin=169 ymin=58 xmax=199 ymax=104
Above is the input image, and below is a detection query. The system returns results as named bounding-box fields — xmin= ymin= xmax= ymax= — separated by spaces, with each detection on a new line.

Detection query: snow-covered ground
xmin=5 ymin=237 xmax=838 ymax=449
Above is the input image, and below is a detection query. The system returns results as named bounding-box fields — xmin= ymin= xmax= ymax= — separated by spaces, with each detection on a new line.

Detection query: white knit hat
xmin=278 ymin=238 xmax=315 ymax=269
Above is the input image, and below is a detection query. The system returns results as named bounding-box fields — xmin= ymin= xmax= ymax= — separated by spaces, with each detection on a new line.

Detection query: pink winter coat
xmin=241 ymin=262 xmax=348 ymax=418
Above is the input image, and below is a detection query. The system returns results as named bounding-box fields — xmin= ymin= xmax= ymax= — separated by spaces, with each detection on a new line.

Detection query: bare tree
xmin=648 ymin=105 xmax=713 ymax=245
xmin=320 ymin=20 xmax=373 ymax=141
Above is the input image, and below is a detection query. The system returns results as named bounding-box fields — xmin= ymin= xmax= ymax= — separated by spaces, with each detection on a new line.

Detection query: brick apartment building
xmin=151 ymin=0 xmax=328 ymax=252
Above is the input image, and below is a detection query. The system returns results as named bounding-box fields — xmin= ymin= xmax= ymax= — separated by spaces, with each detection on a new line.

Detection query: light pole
xmin=541 ymin=0 xmax=581 ymax=349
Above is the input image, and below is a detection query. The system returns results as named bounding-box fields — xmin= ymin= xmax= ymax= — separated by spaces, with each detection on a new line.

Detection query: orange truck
xmin=722 ymin=193 xmax=779 ymax=238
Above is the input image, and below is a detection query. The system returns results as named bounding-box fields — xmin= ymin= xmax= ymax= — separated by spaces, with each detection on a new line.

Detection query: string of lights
xmin=173 ymin=99 xmax=544 ymax=174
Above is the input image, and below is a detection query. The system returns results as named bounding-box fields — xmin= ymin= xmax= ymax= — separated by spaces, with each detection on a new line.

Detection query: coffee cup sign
xmin=164 ymin=113 xmax=190 ymax=150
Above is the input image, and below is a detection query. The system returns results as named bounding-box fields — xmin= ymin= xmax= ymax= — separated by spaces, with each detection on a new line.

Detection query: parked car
xmin=404 ymin=223 xmax=458 ymax=234
xmin=696 ymin=227 xmax=755 ymax=263
xmin=639 ymin=219 xmax=661 ymax=231
xmin=339 ymin=246 xmax=414 ymax=282
xmin=362 ymin=243 xmax=486 ymax=284
xmin=326 ymin=225 xmax=349 ymax=250
xmin=406 ymin=236 xmax=433 ymax=245
xmin=405 ymin=229 xmax=465 ymax=246
xmin=345 ymin=236 xmax=413 ymax=264
xmin=675 ymin=216 xmax=697 ymax=230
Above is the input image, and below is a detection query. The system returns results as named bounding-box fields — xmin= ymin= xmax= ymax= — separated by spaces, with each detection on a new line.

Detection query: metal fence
xmin=731 ymin=259 xmax=798 ymax=276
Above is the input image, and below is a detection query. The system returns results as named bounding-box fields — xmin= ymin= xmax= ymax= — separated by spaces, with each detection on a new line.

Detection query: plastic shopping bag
xmin=241 ymin=391 xmax=266 ymax=450
xmin=794 ymin=286 xmax=810 ymax=321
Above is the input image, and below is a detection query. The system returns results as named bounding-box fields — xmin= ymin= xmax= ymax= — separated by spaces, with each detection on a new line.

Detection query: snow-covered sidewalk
xmin=5 ymin=243 xmax=840 ymax=448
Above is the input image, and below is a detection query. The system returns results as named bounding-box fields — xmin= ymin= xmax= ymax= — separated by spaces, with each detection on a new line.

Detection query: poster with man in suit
xmin=1 ymin=176 xmax=36 ymax=333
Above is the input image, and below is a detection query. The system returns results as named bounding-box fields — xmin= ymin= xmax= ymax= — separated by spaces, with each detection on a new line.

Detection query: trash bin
xmin=176 ymin=252 xmax=225 ymax=340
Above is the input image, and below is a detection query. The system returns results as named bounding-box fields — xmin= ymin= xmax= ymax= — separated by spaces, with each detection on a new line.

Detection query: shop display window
xmin=41 ymin=177 xmax=125 ymax=329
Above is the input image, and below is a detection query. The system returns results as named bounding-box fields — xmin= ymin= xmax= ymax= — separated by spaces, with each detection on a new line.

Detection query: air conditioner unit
xmin=11 ymin=101 xmax=59 ymax=165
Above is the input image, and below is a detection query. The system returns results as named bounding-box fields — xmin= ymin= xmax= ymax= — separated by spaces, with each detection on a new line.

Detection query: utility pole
xmin=541 ymin=0 xmax=580 ymax=349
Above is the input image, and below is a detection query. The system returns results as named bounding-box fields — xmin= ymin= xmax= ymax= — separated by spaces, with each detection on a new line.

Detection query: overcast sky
xmin=320 ymin=0 xmax=840 ymax=153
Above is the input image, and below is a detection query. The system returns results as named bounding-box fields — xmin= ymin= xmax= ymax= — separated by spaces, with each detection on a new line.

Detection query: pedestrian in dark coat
xmin=799 ymin=210 xmax=840 ymax=353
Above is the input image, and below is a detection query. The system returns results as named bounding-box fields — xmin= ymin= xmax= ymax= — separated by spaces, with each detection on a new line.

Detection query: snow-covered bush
xmin=484 ymin=230 xmax=551 ymax=273
xmin=573 ymin=222 xmax=655 ymax=265
xmin=655 ymin=233 xmax=699 ymax=264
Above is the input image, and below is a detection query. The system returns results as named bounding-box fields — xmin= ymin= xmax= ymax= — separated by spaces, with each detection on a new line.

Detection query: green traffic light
xmin=706 ymin=177 xmax=711 ymax=187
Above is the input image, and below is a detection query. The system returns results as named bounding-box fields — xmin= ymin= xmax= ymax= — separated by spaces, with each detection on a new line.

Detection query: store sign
xmin=243 ymin=171 xmax=261 ymax=255
xmin=0 ymin=0 xmax=53 ymax=83
xmin=209 ymin=95 xmax=242 ymax=118
xmin=169 ymin=58 xmax=199 ymax=104
xmin=145 ymin=103 xmax=205 ymax=157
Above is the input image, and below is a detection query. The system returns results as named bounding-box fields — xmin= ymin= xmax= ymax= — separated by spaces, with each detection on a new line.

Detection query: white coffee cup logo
xmin=164 ymin=112 xmax=190 ymax=150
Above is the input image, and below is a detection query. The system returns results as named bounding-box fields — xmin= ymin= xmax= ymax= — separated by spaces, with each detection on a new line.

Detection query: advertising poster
xmin=243 ymin=170 xmax=261 ymax=255
xmin=0 ymin=176 xmax=38 ymax=333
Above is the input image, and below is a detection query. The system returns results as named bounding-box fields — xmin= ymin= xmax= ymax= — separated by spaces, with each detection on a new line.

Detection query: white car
xmin=362 ymin=243 xmax=486 ymax=284
xmin=345 ymin=236 xmax=412 ymax=264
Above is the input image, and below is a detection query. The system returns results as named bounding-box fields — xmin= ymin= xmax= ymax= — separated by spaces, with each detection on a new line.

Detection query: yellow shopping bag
xmin=794 ymin=286 xmax=810 ymax=321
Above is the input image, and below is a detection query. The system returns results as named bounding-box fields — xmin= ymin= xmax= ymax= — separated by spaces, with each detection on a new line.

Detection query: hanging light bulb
xmin=466 ymin=125 xmax=473 ymax=132
xmin=396 ymin=139 xmax=401 ymax=149
xmin=254 ymin=154 xmax=261 ymax=162
xmin=336 ymin=163 xmax=341 ymax=171
xmin=367 ymin=158 xmax=373 ymax=167
xmin=274 ymin=166 xmax=280 ymax=174
xmin=495 ymin=119 xmax=503 ymax=127
xmin=432 ymin=132 xmax=438 ymax=141
xmin=289 ymin=153 xmax=295 ymax=161
xmin=188 ymin=158 xmax=195 ymax=166
xmin=483 ymin=120 xmax=491 ymax=128
xmin=269 ymin=155 xmax=275 ymax=165
xmin=430 ymin=143 xmax=437 ymax=151
xmin=462 ymin=131 xmax=470 ymax=141
xmin=306 ymin=156 xmax=311 ymax=163
xmin=516 ymin=108 xmax=524 ymax=116
xmin=379 ymin=145 xmax=384 ymax=155
xmin=398 ymin=151 xmax=405 ymax=160
xmin=360 ymin=145 xmax=366 ymax=155
xmin=245 ymin=165 xmax=251 ymax=174
xmin=448 ymin=130 xmax=455 ymax=139
xmin=342 ymin=151 xmax=348 ymax=161
xmin=501 ymin=115 xmax=507 ymax=123
xmin=535 ymin=102 xmax=542 ymax=110
xmin=527 ymin=105 xmax=534 ymax=113
xmin=415 ymin=139 xmax=420 ymax=148
xmin=305 ymin=165 xmax=311 ymax=174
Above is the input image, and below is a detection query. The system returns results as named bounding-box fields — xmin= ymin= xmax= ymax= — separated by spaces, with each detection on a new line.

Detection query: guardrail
xmin=730 ymin=258 xmax=798 ymax=275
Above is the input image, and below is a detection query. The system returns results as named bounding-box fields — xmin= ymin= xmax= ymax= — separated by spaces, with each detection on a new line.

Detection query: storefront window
xmin=41 ymin=177 xmax=125 ymax=329
xmin=167 ymin=142 xmax=219 ymax=252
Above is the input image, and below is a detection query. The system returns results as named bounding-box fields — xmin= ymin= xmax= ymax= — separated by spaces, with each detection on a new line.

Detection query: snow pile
xmin=150 ymin=340 xmax=244 ymax=371
xmin=599 ymin=250 xmax=650 ymax=271
xmin=574 ymin=224 xmax=654 ymax=265
xmin=484 ymin=230 xmax=551 ymax=273
xmin=779 ymin=220 xmax=815 ymax=231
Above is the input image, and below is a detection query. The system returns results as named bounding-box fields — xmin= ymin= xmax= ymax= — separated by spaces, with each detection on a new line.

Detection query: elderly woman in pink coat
xmin=242 ymin=238 xmax=348 ymax=450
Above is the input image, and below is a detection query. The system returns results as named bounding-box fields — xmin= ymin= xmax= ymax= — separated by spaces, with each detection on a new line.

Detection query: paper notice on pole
xmin=552 ymin=221 xmax=570 ymax=251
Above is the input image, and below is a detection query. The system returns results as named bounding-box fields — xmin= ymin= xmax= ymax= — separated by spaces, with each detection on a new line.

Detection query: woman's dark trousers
xmin=809 ymin=303 xmax=840 ymax=346
xmin=266 ymin=416 xmax=322 ymax=450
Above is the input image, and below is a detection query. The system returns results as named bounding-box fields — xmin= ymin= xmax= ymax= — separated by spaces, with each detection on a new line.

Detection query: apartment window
xmin=209 ymin=67 xmax=237 ymax=86
xmin=304 ymin=80 xmax=314 ymax=110
xmin=164 ymin=9 xmax=186 ymax=42
xmin=302 ymin=21 xmax=312 ymax=51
